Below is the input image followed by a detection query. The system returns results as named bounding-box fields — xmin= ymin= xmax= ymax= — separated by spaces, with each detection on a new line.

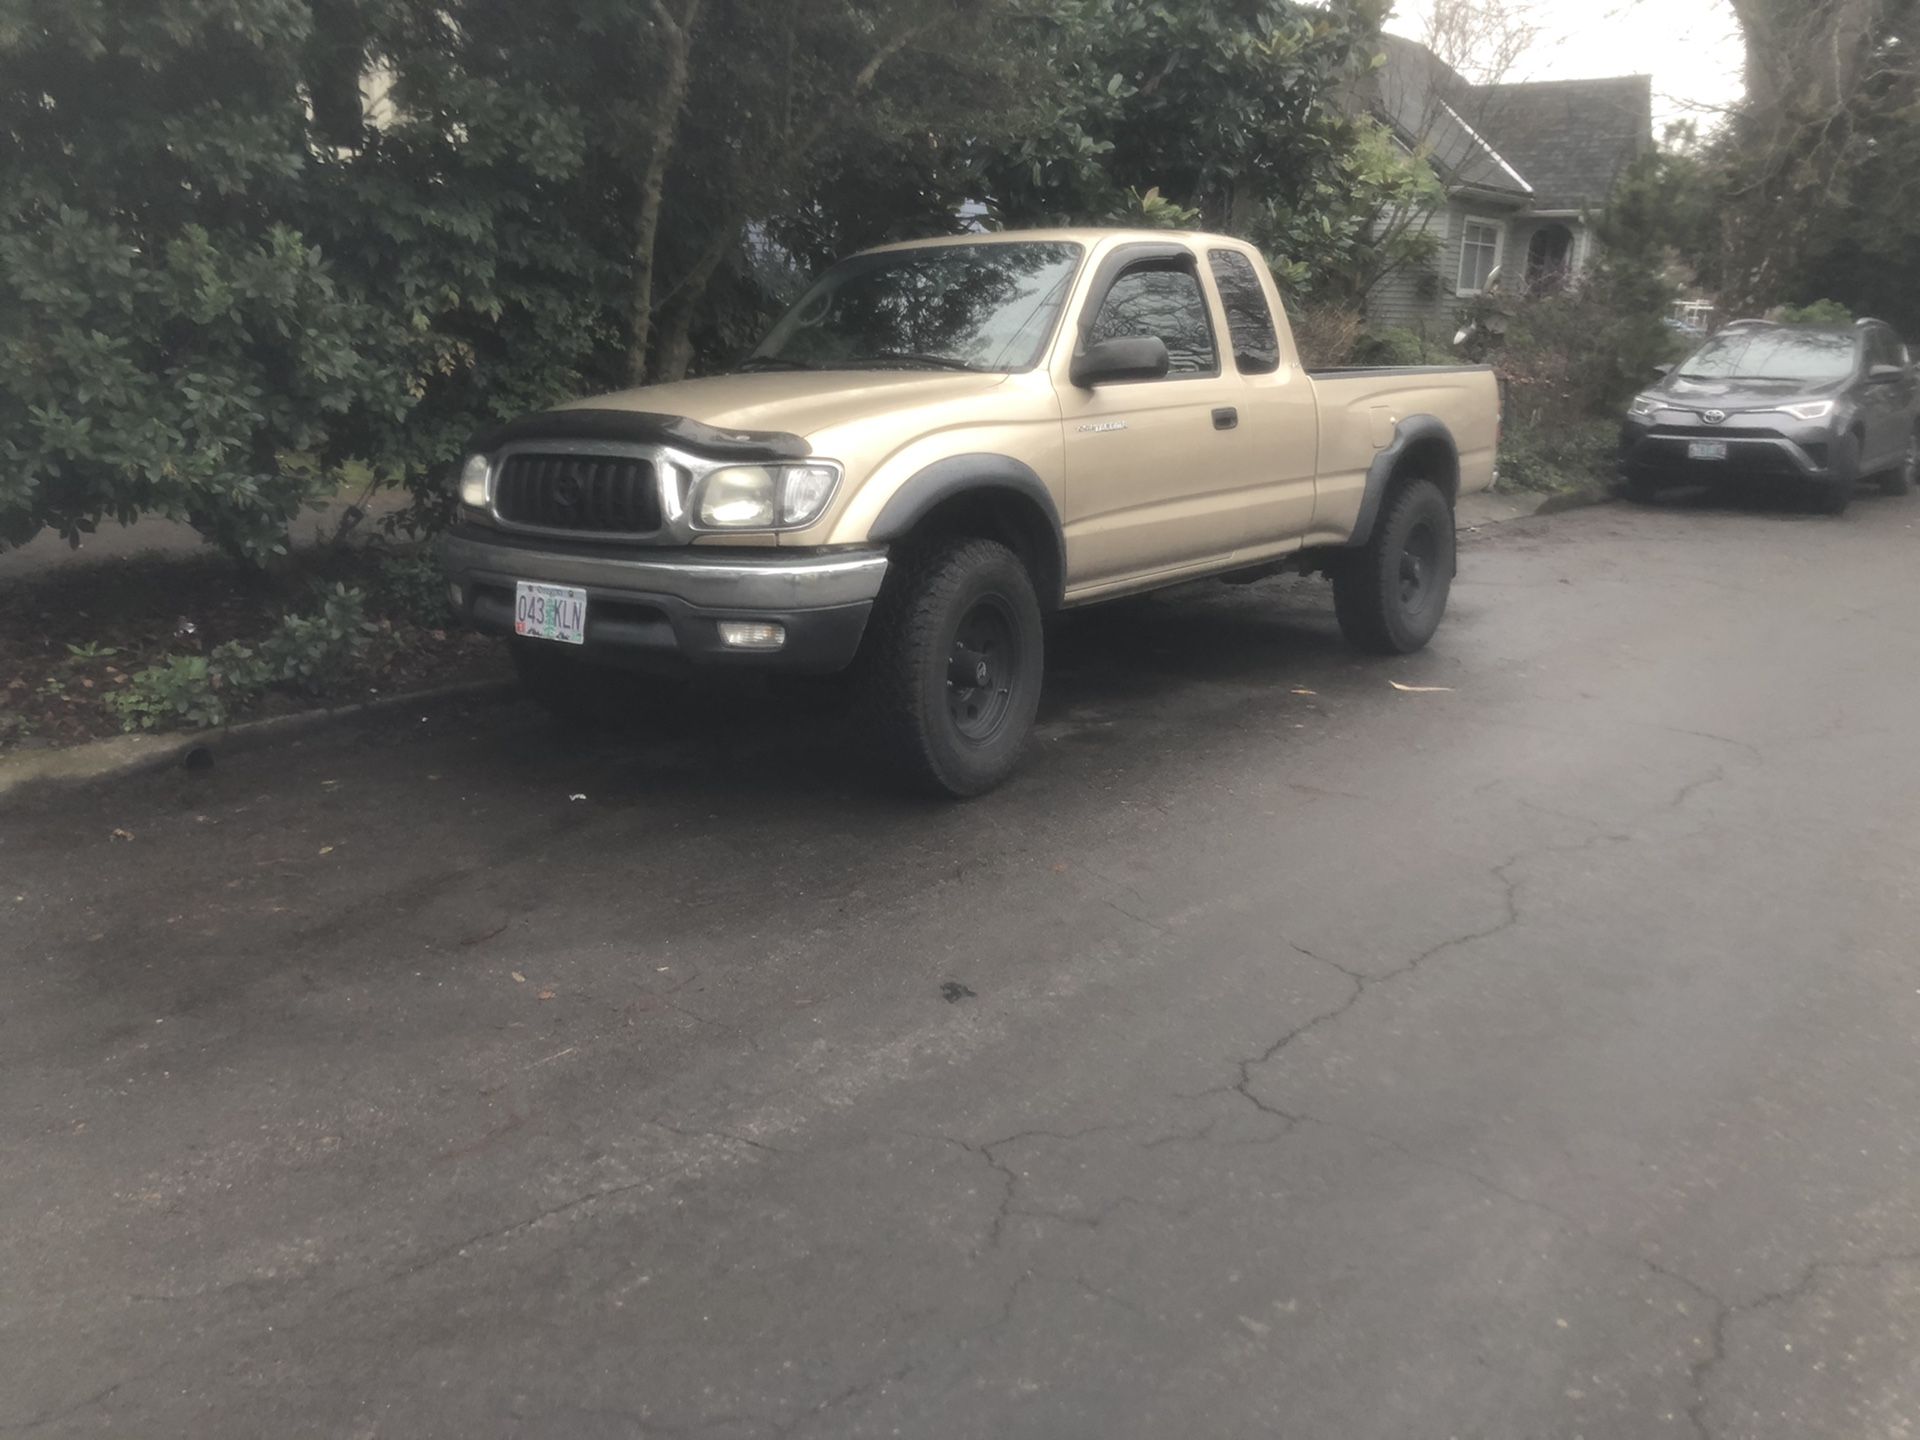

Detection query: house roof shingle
xmin=1371 ymin=36 xmax=1652 ymax=214
xmin=1472 ymin=75 xmax=1653 ymax=211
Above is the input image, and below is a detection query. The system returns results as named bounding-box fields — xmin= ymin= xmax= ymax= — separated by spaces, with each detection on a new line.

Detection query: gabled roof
xmin=1370 ymin=35 xmax=1652 ymax=213
xmin=1472 ymin=76 xmax=1654 ymax=211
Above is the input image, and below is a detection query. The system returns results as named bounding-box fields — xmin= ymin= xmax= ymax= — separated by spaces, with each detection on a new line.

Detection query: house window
xmin=1457 ymin=218 xmax=1503 ymax=296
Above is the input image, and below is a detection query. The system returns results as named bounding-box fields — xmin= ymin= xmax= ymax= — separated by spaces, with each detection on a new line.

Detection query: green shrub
xmin=108 ymin=655 xmax=234 ymax=731
xmin=1353 ymin=327 xmax=1454 ymax=366
xmin=1498 ymin=418 xmax=1617 ymax=494
xmin=370 ymin=548 xmax=454 ymax=624
xmin=1774 ymin=299 xmax=1854 ymax=325
xmin=108 ymin=585 xmax=373 ymax=731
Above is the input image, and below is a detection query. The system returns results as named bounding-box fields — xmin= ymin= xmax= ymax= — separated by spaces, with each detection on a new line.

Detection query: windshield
xmin=1678 ymin=328 xmax=1859 ymax=383
xmin=747 ymin=242 xmax=1084 ymax=374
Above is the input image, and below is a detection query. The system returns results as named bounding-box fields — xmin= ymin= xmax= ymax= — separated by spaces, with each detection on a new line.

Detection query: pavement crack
xmin=1687 ymin=1249 xmax=1920 ymax=1440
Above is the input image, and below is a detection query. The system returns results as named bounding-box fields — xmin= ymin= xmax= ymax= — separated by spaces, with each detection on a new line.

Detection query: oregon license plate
xmin=514 ymin=582 xmax=588 ymax=645
xmin=1688 ymin=440 xmax=1728 ymax=461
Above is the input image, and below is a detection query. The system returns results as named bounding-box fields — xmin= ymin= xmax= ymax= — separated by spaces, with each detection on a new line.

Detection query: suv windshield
xmin=746 ymin=242 xmax=1084 ymax=375
xmin=1678 ymin=328 xmax=1859 ymax=383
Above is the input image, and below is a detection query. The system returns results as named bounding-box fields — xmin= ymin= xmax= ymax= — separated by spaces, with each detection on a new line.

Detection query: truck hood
xmin=559 ymin=370 xmax=1014 ymax=446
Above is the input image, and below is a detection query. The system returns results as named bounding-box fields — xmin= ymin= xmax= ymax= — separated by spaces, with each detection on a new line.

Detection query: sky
xmin=1387 ymin=0 xmax=1747 ymax=133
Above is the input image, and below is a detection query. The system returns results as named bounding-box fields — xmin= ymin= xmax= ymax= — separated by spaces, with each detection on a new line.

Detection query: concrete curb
xmin=1458 ymin=484 xmax=1614 ymax=532
xmin=0 ymin=675 xmax=515 ymax=809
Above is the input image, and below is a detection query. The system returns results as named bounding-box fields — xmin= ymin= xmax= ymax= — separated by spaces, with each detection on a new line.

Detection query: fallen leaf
xmin=110 ymin=828 xmax=135 ymax=842
xmin=1050 ymin=861 xmax=1070 ymax=874
xmin=318 ymin=845 xmax=334 ymax=855
xmin=1291 ymin=688 xmax=1317 ymax=696
xmin=537 ymin=989 xmax=556 ymax=1001
xmin=1388 ymin=681 xmax=1453 ymax=693
xmin=511 ymin=971 xmax=527 ymax=984
xmin=568 ymin=793 xmax=587 ymax=802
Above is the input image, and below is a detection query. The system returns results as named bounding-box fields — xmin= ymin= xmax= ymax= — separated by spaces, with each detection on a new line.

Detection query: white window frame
xmin=1455 ymin=216 xmax=1505 ymax=297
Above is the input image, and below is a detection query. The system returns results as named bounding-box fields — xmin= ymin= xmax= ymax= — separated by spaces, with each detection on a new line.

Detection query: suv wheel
xmin=1814 ymin=433 xmax=1859 ymax=515
xmin=863 ymin=538 xmax=1044 ymax=797
xmin=1881 ymin=432 xmax=1917 ymax=496
xmin=1333 ymin=478 xmax=1456 ymax=655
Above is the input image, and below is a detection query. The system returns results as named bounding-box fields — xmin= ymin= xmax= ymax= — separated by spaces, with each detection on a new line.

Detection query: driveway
xmin=5 ymin=496 xmax=1920 ymax=1438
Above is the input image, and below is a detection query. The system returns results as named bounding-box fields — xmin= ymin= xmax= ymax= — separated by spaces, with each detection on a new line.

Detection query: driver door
xmin=1055 ymin=247 xmax=1256 ymax=592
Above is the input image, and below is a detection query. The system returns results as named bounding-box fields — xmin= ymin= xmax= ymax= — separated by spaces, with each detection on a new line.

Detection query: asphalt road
xmin=6 ymin=493 xmax=1920 ymax=1439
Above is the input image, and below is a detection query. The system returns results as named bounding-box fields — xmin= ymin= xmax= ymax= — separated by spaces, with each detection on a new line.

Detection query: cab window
xmin=1087 ymin=262 xmax=1218 ymax=377
xmin=1207 ymin=250 xmax=1281 ymax=375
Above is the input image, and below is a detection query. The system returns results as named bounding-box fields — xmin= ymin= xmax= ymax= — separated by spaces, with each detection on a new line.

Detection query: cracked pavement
xmin=6 ymin=496 xmax=1920 ymax=1437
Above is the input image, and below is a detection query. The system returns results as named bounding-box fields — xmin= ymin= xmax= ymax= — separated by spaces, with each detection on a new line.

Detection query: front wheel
xmin=1881 ymin=432 xmax=1917 ymax=496
xmin=1332 ymin=478 xmax=1456 ymax=655
xmin=861 ymin=538 xmax=1045 ymax=798
xmin=1814 ymin=433 xmax=1859 ymax=515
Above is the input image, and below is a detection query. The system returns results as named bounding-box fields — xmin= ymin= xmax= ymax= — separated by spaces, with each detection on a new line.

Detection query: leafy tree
xmin=0 ymin=0 xmax=411 ymax=561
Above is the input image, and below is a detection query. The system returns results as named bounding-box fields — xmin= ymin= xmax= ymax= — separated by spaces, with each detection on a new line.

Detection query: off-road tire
xmin=861 ymin=538 xmax=1044 ymax=798
xmin=1332 ymin=478 xmax=1456 ymax=655
xmin=511 ymin=639 xmax=614 ymax=727
xmin=1880 ymin=431 xmax=1917 ymax=496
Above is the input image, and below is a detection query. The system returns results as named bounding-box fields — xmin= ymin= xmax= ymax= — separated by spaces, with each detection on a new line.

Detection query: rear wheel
xmin=1880 ymin=432 xmax=1917 ymax=496
xmin=861 ymin=538 xmax=1044 ymax=798
xmin=1333 ymin=478 xmax=1456 ymax=655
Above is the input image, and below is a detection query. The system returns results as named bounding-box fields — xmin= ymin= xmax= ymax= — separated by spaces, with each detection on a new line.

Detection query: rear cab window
xmin=1207 ymin=249 xmax=1281 ymax=375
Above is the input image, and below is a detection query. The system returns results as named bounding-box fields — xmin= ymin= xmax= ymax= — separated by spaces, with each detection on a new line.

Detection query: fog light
xmin=717 ymin=621 xmax=786 ymax=651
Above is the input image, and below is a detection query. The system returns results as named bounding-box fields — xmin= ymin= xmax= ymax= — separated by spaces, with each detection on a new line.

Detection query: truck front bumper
xmin=440 ymin=524 xmax=889 ymax=674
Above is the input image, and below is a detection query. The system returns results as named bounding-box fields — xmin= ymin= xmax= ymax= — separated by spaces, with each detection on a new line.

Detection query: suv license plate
xmin=1688 ymin=440 xmax=1728 ymax=461
xmin=514 ymin=582 xmax=588 ymax=645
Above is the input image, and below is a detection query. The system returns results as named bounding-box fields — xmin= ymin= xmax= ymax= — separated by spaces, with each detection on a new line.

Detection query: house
xmin=1363 ymin=35 xmax=1653 ymax=333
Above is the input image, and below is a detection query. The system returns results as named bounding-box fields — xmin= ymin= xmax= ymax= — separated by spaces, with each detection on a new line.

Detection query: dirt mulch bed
xmin=1 ymin=541 xmax=506 ymax=751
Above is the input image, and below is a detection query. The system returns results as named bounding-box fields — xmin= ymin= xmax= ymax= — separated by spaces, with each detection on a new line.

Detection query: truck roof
xmin=863 ymin=227 xmax=1247 ymax=255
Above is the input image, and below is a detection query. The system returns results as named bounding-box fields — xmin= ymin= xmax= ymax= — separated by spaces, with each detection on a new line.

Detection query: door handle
xmin=1212 ymin=407 xmax=1238 ymax=431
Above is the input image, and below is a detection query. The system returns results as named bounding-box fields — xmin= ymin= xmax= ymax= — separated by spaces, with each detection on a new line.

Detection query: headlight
xmin=693 ymin=463 xmax=841 ymax=529
xmin=458 ymin=453 xmax=491 ymax=508
xmin=1627 ymin=395 xmax=1658 ymax=419
xmin=1780 ymin=399 xmax=1836 ymax=421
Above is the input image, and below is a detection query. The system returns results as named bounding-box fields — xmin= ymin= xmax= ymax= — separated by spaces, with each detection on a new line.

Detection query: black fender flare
xmin=1346 ymin=415 xmax=1461 ymax=548
xmin=867 ymin=454 xmax=1068 ymax=607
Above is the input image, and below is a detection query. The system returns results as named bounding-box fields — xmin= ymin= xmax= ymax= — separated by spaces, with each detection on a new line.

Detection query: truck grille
xmin=494 ymin=453 xmax=662 ymax=534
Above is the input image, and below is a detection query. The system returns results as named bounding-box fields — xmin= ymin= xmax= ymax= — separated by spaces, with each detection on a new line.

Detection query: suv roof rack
xmin=1719 ymin=318 xmax=1775 ymax=332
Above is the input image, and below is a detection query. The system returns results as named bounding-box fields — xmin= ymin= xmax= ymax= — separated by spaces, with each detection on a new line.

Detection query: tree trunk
xmin=627 ymin=0 xmax=705 ymax=387
xmin=656 ymin=216 xmax=745 ymax=383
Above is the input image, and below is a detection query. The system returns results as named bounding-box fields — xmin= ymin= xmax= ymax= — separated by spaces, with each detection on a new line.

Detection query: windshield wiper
xmin=736 ymin=355 xmax=818 ymax=372
xmin=853 ymin=351 xmax=984 ymax=372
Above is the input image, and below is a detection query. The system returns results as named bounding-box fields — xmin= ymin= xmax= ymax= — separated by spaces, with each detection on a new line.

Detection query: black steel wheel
xmin=862 ymin=537 xmax=1045 ymax=798
xmin=1332 ymin=477 xmax=1456 ymax=655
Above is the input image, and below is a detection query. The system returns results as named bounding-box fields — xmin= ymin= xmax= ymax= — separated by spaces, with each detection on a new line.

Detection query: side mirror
xmin=1071 ymin=336 xmax=1171 ymax=388
xmin=1870 ymin=363 xmax=1905 ymax=381
xmin=1654 ymin=362 xmax=1675 ymax=376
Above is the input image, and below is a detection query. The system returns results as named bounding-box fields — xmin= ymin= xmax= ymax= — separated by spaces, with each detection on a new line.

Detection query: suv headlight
xmin=693 ymin=463 xmax=842 ymax=529
xmin=1628 ymin=395 xmax=1658 ymax=419
xmin=1780 ymin=399 xmax=1836 ymax=421
xmin=458 ymin=453 xmax=492 ymax=508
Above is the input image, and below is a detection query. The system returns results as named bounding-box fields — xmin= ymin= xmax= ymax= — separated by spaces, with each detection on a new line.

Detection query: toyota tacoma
xmin=442 ymin=229 xmax=1500 ymax=795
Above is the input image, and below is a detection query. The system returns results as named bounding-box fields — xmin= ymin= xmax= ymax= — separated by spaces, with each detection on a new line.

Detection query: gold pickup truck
xmin=442 ymin=228 xmax=1498 ymax=795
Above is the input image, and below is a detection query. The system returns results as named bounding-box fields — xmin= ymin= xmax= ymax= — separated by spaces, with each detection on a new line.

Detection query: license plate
xmin=1688 ymin=440 xmax=1728 ymax=461
xmin=514 ymin=582 xmax=588 ymax=645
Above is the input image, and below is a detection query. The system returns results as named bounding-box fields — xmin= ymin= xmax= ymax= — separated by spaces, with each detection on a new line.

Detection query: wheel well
xmin=898 ymin=488 xmax=1063 ymax=609
xmin=1393 ymin=436 xmax=1460 ymax=505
